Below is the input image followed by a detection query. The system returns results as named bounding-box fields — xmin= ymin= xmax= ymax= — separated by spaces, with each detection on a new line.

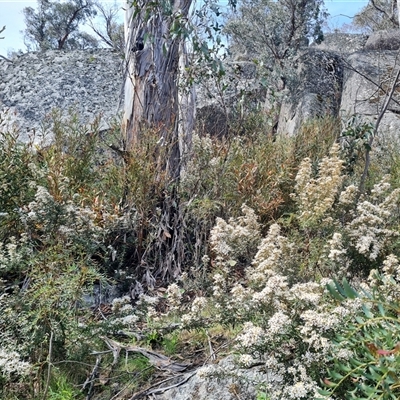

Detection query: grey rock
xmin=152 ymin=356 xmax=279 ymax=400
xmin=312 ymin=32 xmax=369 ymax=55
xmin=340 ymin=50 xmax=400 ymax=143
xmin=277 ymin=49 xmax=343 ymax=136
xmin=0 ymin=49 xmax=123 ymax=142
xmin=196 ymin=61 xmax=263 ymax=136
xmin=365 ymin=29 xmax=400 ymax=51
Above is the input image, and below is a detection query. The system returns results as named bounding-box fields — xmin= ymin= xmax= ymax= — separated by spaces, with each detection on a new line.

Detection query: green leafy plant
xmin=320 ymin=277 xmax=400 ymax=399
xmin=340 ymin=114 xmax=374 ymax=175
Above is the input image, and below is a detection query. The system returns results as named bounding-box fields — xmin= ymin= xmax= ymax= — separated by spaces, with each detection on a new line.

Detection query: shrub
xmin=319 ymin=260 xmax=400 ymax=399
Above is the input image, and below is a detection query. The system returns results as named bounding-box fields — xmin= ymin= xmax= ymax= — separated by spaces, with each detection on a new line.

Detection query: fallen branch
xmin=102 ymin=337 xmax=189 ymax=373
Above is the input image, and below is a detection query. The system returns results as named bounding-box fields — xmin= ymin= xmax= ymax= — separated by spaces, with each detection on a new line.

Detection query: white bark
xmin=123 ymin=0 xmax=194 ymax=178
xmin=397 ymin=0 xmax=400 ymax=26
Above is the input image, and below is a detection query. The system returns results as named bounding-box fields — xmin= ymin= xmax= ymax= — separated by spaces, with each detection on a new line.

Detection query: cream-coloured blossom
xmin=166 ymin=283 xmax=182 ymax=310
xmin=251 ymin=274 xmax=289 ymax=305
xmin=0 ymin=348 xmax=31 ymax=377
xmin=238 ymin=354 xmax=255 ymax=367
xmin=209 ymin=204 xmax=260 ymax=262
xmin=247 ymin=224 xmax=291 ymax=286
xmin=267 ymin=311 xmax=291 ymax=334
xmin=236 ymin=322 xmax=265 ymax=349
xmin=287 ymin=381 xmax=308 ymax=399
xmin=111 ymin=296 xmax=129 ymax=310
xmin=327 ymin=232 xmax=347 ymax=261
xmin=337 ymin=348 xmax=353 ymax=360
xmin=181 ymin=296 xmax=208 ymax=327
xmin=382 ymin=254 xmax=400 ymax=278
xmin=115 ymin=314 xmax=139 ymax=327
xmin=347 ymin=178 xmax=400 ymax=260
xmin=339 ymin=184 xmax=358 ymax=205
xmin=292 ymin=143 xmax=344 ymax=225
xmin=137 ymin=294 xmax=159 ymax=306
xmin=289 ymin=282 xmax=321 ymax=305
xmin=196 ymin=364 xmax=218 ymax=378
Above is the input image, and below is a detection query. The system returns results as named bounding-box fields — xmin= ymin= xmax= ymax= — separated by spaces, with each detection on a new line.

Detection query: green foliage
xmin=340 ymin=114 xmax=374 ymax=176
xmin=3 ymin=101 xmax=400 ymax=399
xmin=256 ymin=392 xmax=269 ymax=400
xmin=224 ymin=0 xmax=327 ymax=90
xmin=320 ymin=277 xmax=400 ymax=399
xmin=48 ymin=370 xmax=84 ymax=400
xmin=353 ymin=0 xmax=399 ymax=33
xmin=23 ymin=0 xmax=98 ymax=51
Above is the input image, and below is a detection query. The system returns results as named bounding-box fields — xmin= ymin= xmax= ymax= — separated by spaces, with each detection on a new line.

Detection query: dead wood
xmin=102 ymin=337 xmax=190 ymax=373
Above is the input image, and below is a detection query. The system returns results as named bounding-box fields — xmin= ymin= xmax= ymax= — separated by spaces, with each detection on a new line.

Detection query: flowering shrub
xmin=291 ymin=143 xmax=344 ymax=227
xmin=319 ymin=262 xmax=400 ymax=399
xmin=182 ymin=142 xmax=400 ymax=399
xmin=3 ymin=106 xmax=400 ymax=400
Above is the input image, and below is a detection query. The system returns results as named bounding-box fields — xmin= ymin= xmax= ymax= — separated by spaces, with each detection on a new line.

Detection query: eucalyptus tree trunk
xmin=123 ymin=0 xmax=195 ymax=284
xmin=123 ymin=0 xmax=194 ymax=180
xmin=397 ymin=0 xmax=400 ymax=26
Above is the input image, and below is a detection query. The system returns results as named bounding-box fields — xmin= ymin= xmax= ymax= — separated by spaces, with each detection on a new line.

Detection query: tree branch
xmin=359 ymin=66 xmax=400 ymax=193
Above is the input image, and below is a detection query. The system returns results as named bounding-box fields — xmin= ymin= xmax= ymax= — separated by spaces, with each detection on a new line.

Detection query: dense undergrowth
xmin=1 ymin=106 xmax=400 ymax=399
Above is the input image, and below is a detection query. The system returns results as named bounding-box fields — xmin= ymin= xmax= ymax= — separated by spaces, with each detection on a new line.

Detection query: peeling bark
xmin=123 ymin=0 xmax=194 ymax=179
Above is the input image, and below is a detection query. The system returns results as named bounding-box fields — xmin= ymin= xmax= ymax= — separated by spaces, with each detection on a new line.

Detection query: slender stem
xmin=42 ymin=330 xmax=54 ymax=400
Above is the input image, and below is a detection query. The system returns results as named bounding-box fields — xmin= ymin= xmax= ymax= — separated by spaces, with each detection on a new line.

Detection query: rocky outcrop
xmin=364 ymin=29 xmax=400 ymax=50
xmin=0 ymin=48 xmax=123 ymax=141
xmin=277 ymin=49 xmax=343 ymax=136
xmin=2 ymin=32 xmax=400 ymax=144
xmin=277 ymin=32 xmax=400 ymax=138
xmin=312 ymin=32 xmax=368 ymax=55
xmin=340 ymin=50 xmax=400 ymax=142
xmin=152 ymin=356 xmax=279 ymax=400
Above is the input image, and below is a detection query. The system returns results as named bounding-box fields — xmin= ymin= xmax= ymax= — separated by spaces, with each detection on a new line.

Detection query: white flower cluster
xmin=251 ymin=274 xmax=288 ymax=307
xmin=0 ymin=234 xmax=32 ymax=271
xmin=196 ymin=364 xmax=219 ymax=378
xmin=111 ymin=295 xmax=132 ymax=313
xmin=368 ymin=254 xmax=400 ymax=301
xmin=165 ymin=283 xmax=182 ymax=311
xmin=267 ymin=311 xmax=291 ymax=334
xmin=238 ymin=354 xmax=255 ymax=367
xmin=236 ymin=322 xmax=265 ymax=350
xmin=0 ymin=348 xmax=31 ymax=378
xmin=292 ymin=143 xmax=344 ymax=225
xmin=289 ymin=282 xmax=322 ymax=306
xmin=181 ymin=296 xmax=208 ymax=326
xmin=110 ymin=295 xmax=140 ymax=328
xmin=21 ymin=184 xmax=102 ymax=244
xmin=338 ymin=184 xmax=358 ymax=205
xmin=327 ymin=232 xmax=347 ymax=262
xmin=247 ymin=223 xmax=291 ymax=286
xmin=347 ymin=177 xmax=400 ymax=260
xmin=210 ymin=204 xmax=261 ymax=263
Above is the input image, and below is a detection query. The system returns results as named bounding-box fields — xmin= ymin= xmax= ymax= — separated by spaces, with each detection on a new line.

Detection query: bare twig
xmin=341 ymin=57 xmax=400 ymax=109
xmin=42 ymin=330 xmax=54 ymax=400
xmin=359 ymin=67 xmax=400 ymax=193
xmin=103 ymin=337 xmax=121 ymax=367
xmin=102 ymin=337 xmax=189 ymax=372
xmin=206 ymin=330 xmax=216 ymax=361
xmin=82 ymin=355 xmax=102 ymax=400
xmin=0 ymin=54 xmax=13 ymax=63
